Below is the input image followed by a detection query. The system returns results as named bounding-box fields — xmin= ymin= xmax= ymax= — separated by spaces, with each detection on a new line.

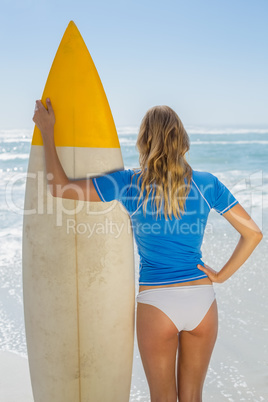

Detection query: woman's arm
xmin=33 ymin=99 xmax=101 ymax=201
xmin=197 ymin=203 xmax=263 ymax=283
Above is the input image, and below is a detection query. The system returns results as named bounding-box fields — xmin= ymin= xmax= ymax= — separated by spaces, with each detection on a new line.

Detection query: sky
xmin=0 ymin=0 xmax=268 ymax=130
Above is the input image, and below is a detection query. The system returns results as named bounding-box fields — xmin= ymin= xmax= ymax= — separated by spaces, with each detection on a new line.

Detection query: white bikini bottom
xmin=136 ymin=285 xmax=216 ymax=332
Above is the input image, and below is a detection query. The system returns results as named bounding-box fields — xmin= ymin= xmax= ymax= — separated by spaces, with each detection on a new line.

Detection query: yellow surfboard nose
xmin=32 ymin=20 xmax=120 ymax=149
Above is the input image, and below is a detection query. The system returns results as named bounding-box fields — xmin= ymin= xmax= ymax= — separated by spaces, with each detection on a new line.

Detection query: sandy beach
xmin=0 ymin=351 xmax=33 ymax=402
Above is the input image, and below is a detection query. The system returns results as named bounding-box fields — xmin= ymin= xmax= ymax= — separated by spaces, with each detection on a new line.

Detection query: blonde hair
xmin=135 ymin=105 xmax=192 ymax=219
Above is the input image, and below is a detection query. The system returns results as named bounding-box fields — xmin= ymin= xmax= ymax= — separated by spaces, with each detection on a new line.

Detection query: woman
xmin=33 ymin=99 xmax=263 ymax=402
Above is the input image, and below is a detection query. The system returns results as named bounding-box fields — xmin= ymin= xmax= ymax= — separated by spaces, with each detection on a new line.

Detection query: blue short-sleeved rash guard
xmin=92 ymin=169 xmax=239 ymax=286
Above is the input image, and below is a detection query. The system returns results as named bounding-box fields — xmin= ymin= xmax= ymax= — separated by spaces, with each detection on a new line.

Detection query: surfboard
xmin=23 ymin=21 xmax=135 ymax=402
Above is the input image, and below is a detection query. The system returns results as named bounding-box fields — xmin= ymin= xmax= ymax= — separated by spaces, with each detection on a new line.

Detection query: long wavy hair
xmin=135 ymin=105 xmax=192 ymax=219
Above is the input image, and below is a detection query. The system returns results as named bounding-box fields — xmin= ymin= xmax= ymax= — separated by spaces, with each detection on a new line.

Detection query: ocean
xmin=0 ymin=126 xmax=267 ymax=401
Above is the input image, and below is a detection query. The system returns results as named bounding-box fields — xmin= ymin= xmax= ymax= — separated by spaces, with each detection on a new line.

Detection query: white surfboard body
xmin=23 ymin=21 xmax=135 ymax=402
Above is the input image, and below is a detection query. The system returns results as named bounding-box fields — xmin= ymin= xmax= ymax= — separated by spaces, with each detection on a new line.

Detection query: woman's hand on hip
xmin=33 ymin=98 xmax=55 ymax=139
xmin=197 ymin=264 xmax=223 ymax=283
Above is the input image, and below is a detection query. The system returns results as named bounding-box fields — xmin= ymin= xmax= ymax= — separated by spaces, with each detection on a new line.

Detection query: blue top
xmin=92 ymin=169 xmax=239 ymax=286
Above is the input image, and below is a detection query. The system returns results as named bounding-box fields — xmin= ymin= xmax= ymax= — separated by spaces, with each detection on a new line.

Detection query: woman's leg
xmin=177 ymin=300 xmax=218 ymax=402
xmin=136 ymin=302 xmax=179 ymax=402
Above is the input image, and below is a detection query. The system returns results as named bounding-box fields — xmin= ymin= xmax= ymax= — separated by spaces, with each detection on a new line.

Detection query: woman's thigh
xmin=136 ymin=302 xmax=179 ymax=401
xmin=177 ymin=299 xmax=218 ymax=401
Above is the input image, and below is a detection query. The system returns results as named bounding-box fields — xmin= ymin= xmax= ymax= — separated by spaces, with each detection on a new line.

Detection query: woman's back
xmin=92 ymin=168 xmax=239 ymax=286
